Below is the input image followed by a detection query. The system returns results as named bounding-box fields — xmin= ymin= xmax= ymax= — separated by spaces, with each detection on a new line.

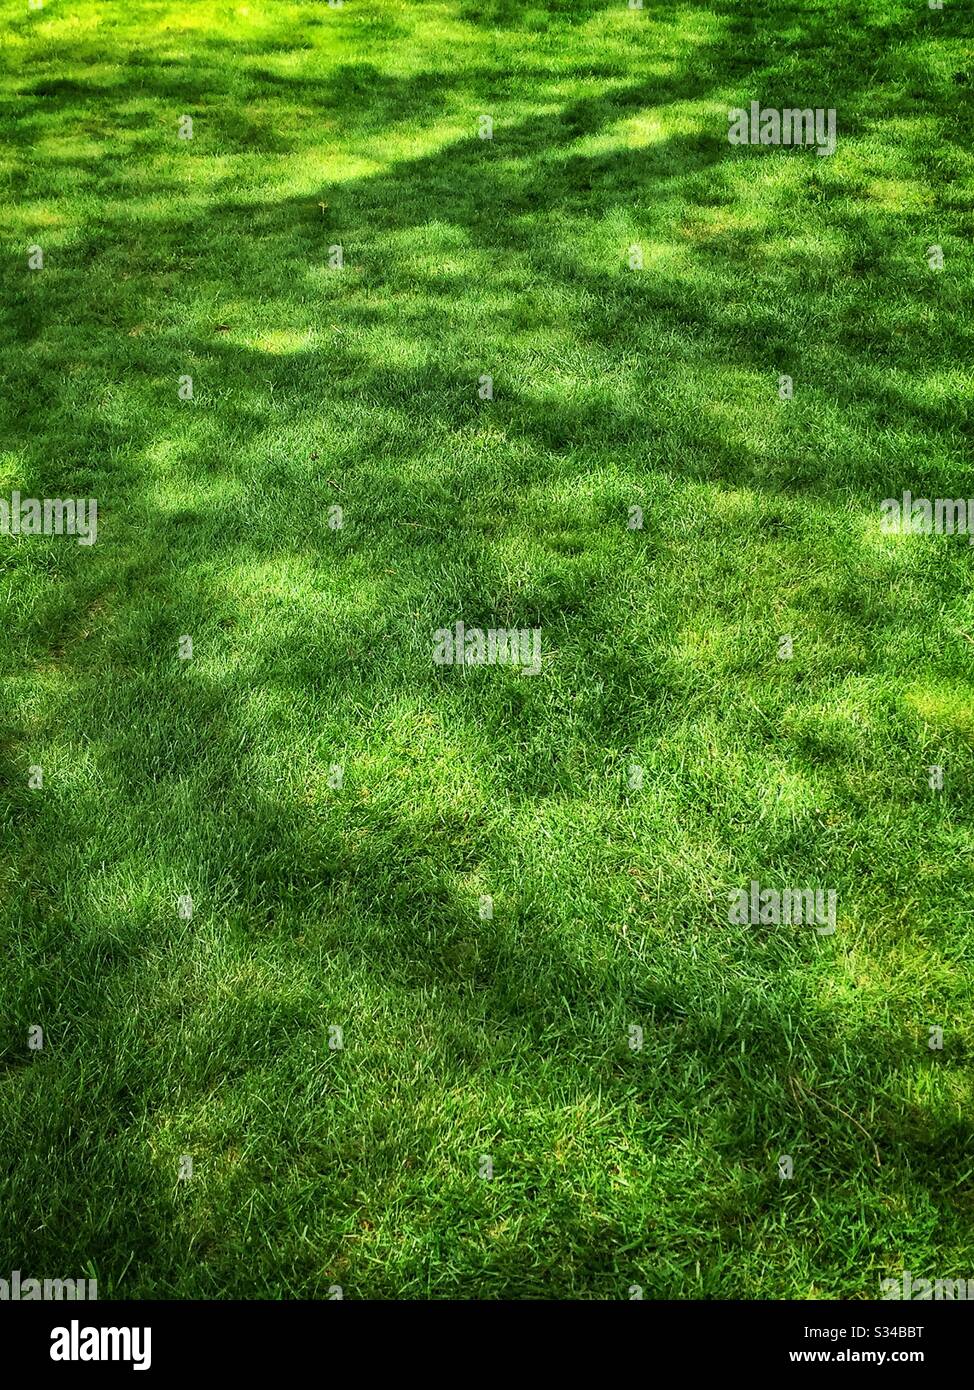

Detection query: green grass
xmin=1 ymin=0 xmax=972 ymax=1299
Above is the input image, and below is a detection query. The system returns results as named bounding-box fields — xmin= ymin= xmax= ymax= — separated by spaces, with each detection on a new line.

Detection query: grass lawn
xmin=1 ymin=0 xmax=972 ymax=1299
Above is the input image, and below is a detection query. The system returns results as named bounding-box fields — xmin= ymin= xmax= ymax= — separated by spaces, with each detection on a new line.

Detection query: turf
xmin=1 ymin=0 xmax=972 ymax=1300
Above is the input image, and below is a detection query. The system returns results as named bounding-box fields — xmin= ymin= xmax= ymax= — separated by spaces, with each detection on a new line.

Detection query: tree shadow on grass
xmin=2 ymin=0 xmax=973 ymax=1294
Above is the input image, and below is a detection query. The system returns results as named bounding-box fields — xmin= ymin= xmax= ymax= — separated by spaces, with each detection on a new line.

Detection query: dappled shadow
xmin=1 ymin=0 xmax=973 ymax=1296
